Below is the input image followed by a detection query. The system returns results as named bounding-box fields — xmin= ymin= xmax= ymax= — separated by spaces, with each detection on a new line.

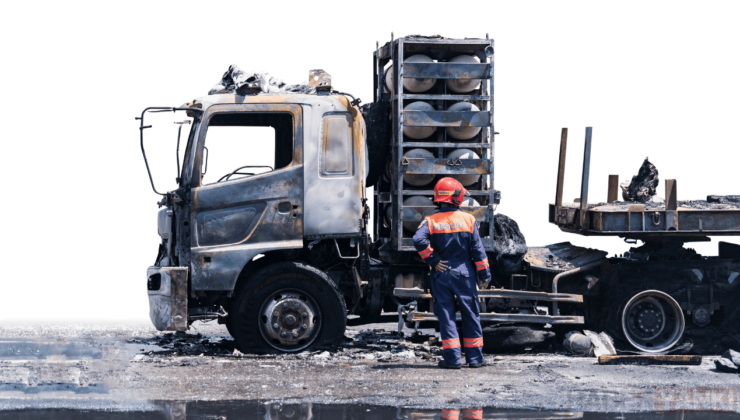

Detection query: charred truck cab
xmin=142 ymin=72 xmax=371 ymax=352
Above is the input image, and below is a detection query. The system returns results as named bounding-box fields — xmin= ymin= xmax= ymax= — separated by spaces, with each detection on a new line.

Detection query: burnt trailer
xmin=139 ymin=35 xmax=739 ymax=355
xmin=546 ymin=128 xmax=740 ymax=352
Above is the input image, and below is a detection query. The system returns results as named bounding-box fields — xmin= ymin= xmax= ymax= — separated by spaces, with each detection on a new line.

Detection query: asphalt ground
xmin=0 ymin=320 xmax=738 ymax=414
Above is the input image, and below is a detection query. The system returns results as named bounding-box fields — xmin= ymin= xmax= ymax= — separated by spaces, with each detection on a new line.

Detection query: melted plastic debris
xmin=360 ymin=100 xmax=391 ymax=187
xmin=621 ymin=158 xmax=660 ymax=202
xmin=492 ymin=214 xmax=527 ymax=274
xmin=208 ymin=64 xmax=313 ymax=95
xmin=482 ymin=325 xmax=555 ymax=352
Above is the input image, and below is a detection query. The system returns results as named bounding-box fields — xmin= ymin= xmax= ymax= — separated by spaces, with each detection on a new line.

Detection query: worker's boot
xmin=468 ymin=360 xmax=487 ymax=368
xmin=438 ymin=360 xmax=462 ymax=369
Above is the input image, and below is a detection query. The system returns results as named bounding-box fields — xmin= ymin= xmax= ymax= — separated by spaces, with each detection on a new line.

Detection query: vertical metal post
xmin=396 ymin=38 xmax=405 ymax=249
xmin=555 ymin=128 xmax=568 ymax=208
xmin=488 ymin=39 xmax=496 ymax=249
xmin=665 ymin=179 xmax=677 ymax=210
xmin=374 ymin=41 xmax=380 ymax=103
xmin=665 ymin=179 xmax=678 ymax=231
xmin=608 ymin=175 xmax=619 ymax=203
xmin=579 ymin=127 xmax=593 ymax=230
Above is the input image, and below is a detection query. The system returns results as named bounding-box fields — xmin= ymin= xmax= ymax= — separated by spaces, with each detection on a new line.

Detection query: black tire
xmin=231 ymin=261 xmax=347 ymax=354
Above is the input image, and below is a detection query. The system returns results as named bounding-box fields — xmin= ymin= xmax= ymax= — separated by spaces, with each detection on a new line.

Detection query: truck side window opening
xmin=321 ymin=113 xmax=353 ymax=177
xmin=201 ymin=113 xmax=293 ymax=185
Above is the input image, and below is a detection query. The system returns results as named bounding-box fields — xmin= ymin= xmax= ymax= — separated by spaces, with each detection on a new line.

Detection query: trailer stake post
xmin=608 ymin=175 xmax=619 ymax=203
xmin=579 ymin=127 xmax=593 ymax=230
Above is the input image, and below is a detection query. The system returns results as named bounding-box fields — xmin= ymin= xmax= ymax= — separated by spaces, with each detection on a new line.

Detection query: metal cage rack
xmin=373 ymin=35 xmax=499 ymax=252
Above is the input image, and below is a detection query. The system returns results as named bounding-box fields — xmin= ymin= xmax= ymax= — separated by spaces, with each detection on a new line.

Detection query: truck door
xmin=189 ymin=103 xmax=304 ymax=291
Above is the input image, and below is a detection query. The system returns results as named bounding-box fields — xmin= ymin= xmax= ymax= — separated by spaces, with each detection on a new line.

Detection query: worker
xmin=413 ymin=177 xmax=491 ymax=369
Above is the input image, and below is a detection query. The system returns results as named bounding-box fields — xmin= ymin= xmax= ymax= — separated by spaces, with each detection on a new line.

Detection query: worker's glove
xmin=477 ymin=277 xmax=491 ymax=289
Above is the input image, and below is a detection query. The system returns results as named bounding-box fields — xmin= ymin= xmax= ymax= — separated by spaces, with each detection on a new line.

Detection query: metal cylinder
xmin=445 ymin=55 xmax=482 ymax=93
xmin=402 ymin=102 xmax=437 ymax=139
xmin=402 ymin=149 xmax=436 ymax=186
xmin=402 ymin=195 xmax=433 ymax=232
xmin=445 ymin=102 xmax=481 ymax=140
xmin=446 ymin=149 xmax=480 ymax=186
xmin=385 ymin=55 xmax=436 ymax=93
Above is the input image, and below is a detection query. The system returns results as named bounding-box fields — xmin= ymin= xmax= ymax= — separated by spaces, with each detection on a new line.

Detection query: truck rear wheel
xmin=620 ymin=289 xmax=685 ymax=353
xmin=231 ymin=261 xmax=347 ymax=354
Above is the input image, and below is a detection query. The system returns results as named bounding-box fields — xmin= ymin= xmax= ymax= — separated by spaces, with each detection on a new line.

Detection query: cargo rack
xmin=373 ymin=35 xmax=500 ymax=253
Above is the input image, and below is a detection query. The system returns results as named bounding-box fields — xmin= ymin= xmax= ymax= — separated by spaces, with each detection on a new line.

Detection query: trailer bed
xmin=550 ymin=200 xmax=740 ymax=240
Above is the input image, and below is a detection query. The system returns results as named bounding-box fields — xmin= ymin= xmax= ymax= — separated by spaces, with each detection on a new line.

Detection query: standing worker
xmin=413 ymin=177 xmax=492 ymax=369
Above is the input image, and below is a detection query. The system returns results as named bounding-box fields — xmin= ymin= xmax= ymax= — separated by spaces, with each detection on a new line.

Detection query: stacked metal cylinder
xmin=373 ymin=36 xmax=497 ymax=251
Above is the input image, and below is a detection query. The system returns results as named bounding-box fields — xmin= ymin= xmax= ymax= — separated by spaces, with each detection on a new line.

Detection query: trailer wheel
xmin=231 ymin=261 xmax=347 ymax=354
xmin=620 ymin=290 xmax=685 ymax=353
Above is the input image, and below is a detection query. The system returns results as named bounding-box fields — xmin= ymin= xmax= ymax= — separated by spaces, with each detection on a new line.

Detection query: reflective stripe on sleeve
xmin=418 ymin=245 xmax=433 ymax=259
xmin=474 ymin=258 xmax=489 ymax=271
xmin=442 ymin=338 xmax=461 ymax=349
xmin=463 ymin=337 xmax=483 ymax=348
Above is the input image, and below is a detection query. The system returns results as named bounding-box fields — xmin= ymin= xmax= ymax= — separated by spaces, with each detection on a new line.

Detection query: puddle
xmin=124 ymin=343 xmax=166 ymax=358
xmin=0 ymin=402 xmax=738 ymax=419
xmin=0 ymin=338 xmax=102 ymax=360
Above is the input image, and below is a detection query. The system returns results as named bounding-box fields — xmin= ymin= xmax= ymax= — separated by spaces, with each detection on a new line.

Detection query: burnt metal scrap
xmin=621 ymin=158 xmax=660 ymax=202
xmin=714 ymin=349 xmax=740 ymax=373
xmin=491 ymin=213 xmax=527 ymax=274
xmin=208 ymin=64 xmax=314 ymax=95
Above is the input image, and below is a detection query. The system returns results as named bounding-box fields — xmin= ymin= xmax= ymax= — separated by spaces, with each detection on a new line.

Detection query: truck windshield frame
xmin=138 ymin=107 xmax=203 ymax=195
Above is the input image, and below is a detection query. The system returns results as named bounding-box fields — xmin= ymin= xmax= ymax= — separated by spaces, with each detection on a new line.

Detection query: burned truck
xmin=140 ymin=35 xmax=740 ymax=355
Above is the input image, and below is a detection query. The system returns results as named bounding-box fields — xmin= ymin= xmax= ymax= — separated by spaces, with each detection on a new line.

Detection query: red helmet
xmin=433 ymin=177 xmax=466 ymax=207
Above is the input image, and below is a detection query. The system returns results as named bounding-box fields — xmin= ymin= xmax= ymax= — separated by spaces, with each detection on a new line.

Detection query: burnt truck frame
xmin=140 ymin=36 xmax=739 ymax=355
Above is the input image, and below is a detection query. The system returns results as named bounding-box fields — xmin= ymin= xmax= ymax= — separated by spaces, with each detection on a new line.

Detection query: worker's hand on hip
xmin=434 ymin=261 xmax=449 ymax=272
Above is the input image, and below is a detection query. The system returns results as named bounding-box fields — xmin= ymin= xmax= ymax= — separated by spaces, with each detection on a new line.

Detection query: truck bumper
xmin=147 ymin=266 xmax=188 ymax=331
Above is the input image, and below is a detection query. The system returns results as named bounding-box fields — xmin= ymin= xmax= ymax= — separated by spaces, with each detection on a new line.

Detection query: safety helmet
xmin=433 ymin=177 xmax=466 ymax=207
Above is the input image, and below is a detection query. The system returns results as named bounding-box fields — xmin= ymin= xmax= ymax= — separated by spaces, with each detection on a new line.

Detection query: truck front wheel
xmin=231 ymin=262 xmax=347 ymax=354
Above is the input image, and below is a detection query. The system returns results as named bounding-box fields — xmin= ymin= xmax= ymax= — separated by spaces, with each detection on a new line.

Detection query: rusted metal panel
xmin=525 ymin=242 xmax=607 ymax=273
xmin=394 ymin=287 xmax=583 ymax=303
xmin=401 ymin=158 xmax=491 ymax=175
xmin=402 ymin=110 xmax=491 ymax=127
xmin=598 ymin=355 xmax=702 ymax=365
xmin=305 ymin=95 xmax=366 ymax=237
xmin=147 ymin=266 xmax=188 ymax=332
xmin=402 ymin=63 xmax=491 ymax=79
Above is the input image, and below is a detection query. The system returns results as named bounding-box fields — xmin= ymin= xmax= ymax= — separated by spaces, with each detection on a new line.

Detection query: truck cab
xmin=144 ymin=80 xmax=369 ymax=353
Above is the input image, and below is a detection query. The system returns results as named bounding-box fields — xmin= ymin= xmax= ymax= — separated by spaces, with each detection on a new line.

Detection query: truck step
xmin=394 ymin=287 xmax=583 ymax=303
xmin=406 ymin=311 xmax=584 ymax=325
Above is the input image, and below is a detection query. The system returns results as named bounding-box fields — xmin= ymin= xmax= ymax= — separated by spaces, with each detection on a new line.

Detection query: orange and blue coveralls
xmin=413 ymin=207 xmax=491 ymax=365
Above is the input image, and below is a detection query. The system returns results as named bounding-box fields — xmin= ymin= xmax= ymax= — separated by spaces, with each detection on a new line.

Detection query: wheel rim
xmin=621 ymin=290 xmax=685 ymax=353
xmin=258 ymin=289 xmax=321 ymax=352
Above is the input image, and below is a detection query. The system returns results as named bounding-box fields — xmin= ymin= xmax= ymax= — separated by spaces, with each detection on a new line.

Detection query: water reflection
xmin=1 ymin=402 xmax=739 ymax=419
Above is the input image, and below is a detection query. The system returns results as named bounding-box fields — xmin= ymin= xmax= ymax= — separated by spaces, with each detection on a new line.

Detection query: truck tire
xmin=231 ymin=261 xmax=347 ymax=354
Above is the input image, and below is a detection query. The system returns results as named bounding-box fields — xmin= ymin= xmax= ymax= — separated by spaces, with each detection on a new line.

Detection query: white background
xmin=1 ymin=1 xmax=738 ymax=321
